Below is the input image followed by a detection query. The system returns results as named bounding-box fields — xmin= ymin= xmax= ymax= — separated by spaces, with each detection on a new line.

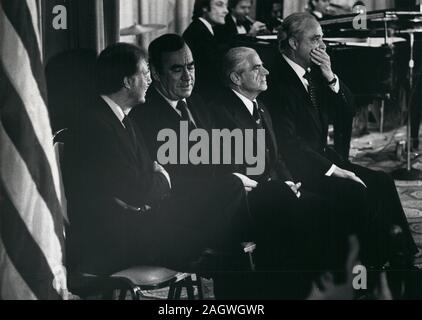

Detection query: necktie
xmin=176 ymin=100 xmax=196 ymax=128
xmin=252 ymin=101 xmax=262 ymax=127
xmin=122 ymin=116 xmax=137 ymax=146
xmin=303 ymin=70 xmax=320 ymax=109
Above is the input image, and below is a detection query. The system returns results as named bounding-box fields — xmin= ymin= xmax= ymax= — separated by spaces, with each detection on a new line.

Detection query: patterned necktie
xmin=252 ymin=101 xmax=262 ymax=128
xmin=176 ymin=100 xmax=196 ymax=128
xmin=303 ymin=70 xmax=320 ymax=109
xmin=122 ymin=116 xmax=137 ymax=146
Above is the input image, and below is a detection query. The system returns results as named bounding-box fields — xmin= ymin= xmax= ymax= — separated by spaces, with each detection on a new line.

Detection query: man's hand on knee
xmin=332 ymin=167 xmax=367 ymax=188
xmin=232 ymin=173 xmax=258 ymax=193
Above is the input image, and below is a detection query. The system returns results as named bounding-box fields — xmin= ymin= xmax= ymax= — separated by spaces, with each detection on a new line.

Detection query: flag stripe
xmin=0 ymin=122 xmax=64 ymax=285
xmin=0 ymin=7 xmax=64 ymax=209
xmin=0 ymin=64 xmax=65 ymax=247
xmin=0 ymin=184 xmax=61 ymax=300
xmin=0 ymin=0 xmax=46 ymax=102
xmin=0 ymin=0 xmax=67 ymax=299
xmin=0 ymin=236 xmax=37 ymax=300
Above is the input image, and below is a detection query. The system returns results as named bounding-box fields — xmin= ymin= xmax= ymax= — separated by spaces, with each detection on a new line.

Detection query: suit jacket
xmin=214 ymin=14 xmax=252 ymax=48
xmin=263 ymin=54 xmax=355 ymax=183
xmin=183 ymin=19 xmax=225 ymax=99
xmin=65 ymin=96 xmax=171 ymax=274
xmin=221 ymin=14 xmax=252 ymax=35
xmin=212 ymin=88 xmax=293 ymax=183
xmin=129 ymin=86 xmax=216 ymax=188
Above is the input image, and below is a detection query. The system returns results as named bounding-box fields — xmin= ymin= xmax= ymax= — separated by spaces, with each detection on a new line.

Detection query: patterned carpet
xmin=350 ymin=125 xmax=422 ymax=268
xmin=135 ymin=125 xmax=422 ymax=300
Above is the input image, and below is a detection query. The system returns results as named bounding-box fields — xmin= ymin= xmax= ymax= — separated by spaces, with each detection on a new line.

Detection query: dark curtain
xmin=103 ymin=0 xmax=120 ymax=47
xmin=42 ymin=0 xmax=119 ymax=64
xmin=256 ymin=0 xmax=283 ymax=22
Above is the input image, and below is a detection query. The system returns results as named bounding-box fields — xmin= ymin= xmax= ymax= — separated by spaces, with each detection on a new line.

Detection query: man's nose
xmin=181 ymin=67 xmax=191 ymax=80
xmin=262 ymin=67 xmax=269 ymax=75
xmin=319 ymin=40 xmax=326 ymax=50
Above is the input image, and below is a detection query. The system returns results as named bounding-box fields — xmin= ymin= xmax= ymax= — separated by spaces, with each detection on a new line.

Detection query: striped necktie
xmin=176 ymin=100 xmax=196 ymax=128
xmin=303 ymin=70 xmax=320 ymax=109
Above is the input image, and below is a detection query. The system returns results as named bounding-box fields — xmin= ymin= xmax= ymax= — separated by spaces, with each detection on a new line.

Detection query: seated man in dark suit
xmin=65 ymin=43 xmax=252 ymax=276
xmin=183 ymin=0 xmax=229 ymax=100
xmin=264 ymin=13 xmax=419 ymax=267
xmin=211 ymin=46 xmax=361 ymax=277
xmin=130 ymin=35 xmax=344 ymax=298
xmin=130 ymin=34 xmax=222 ymax=189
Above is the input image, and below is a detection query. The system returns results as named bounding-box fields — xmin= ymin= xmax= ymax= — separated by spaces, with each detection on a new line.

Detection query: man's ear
xmin=288 ymin=37 xmax=298 ymax=51
xmin=150 ymin=65 xmax=160 ymax=82
xmin=229 ymin=72 xmax=241 ymax=86
xmin=123 ymin=76 xmax=132 ymax=90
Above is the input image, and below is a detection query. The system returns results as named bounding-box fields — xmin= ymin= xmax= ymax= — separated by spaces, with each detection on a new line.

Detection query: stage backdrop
xmin=119 ymin=0 xmax=258 ymax=50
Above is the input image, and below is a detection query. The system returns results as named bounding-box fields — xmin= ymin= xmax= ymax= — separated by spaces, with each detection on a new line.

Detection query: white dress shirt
xmin=232 ymin=89 xmax=256 ymax=115
xmin=231 ymin=15 xmax=247 ymax=34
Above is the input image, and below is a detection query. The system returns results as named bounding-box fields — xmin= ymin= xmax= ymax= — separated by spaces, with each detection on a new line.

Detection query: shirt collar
xmin=313 ymin=10 xmax=323 ymax=19
xmin=198 ymin=17 xmax=214 ymax=36
xmin=282 ymin=53 xmax=309 ymax=80
xmin=231 ymin=15 xmax=247 ymax=34
xmin=231 ymin=89 xmax=257 ymax=116
xmin=154 ymin=86 xmax=187 ymax=110
xmin=101 ymin=95 xmax=126 ymax=127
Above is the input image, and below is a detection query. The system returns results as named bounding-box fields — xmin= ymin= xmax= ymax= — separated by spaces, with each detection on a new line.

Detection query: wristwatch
xmin=327 ymin=75 xmax=338 ymax=86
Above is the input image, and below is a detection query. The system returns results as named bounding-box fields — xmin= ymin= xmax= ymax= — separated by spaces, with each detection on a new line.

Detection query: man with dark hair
xmin=265 ymin=13 xmax=419 ymax=268
xmin=183 ymin=0 xmax=229 ymax=99
xmin=220 ymin=0 xmax=267 ymax=37
xmin=307 ymin=0 xmax=332 ymax=20
xmin=130 ymin=34 xmax=217 ymax=187
xmin=65 ymin=42 xmax=251 ymax=276
xmin=264 ymin=0 xmax=283 ymax=33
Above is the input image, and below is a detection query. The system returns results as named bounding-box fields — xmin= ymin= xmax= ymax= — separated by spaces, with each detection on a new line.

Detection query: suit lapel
xmin=226 ymin=90 xmax=258 ymax=130
xmin=225 ymin=90 xmax=278 ymax=158
xmin=150 ymin=87 xmax=183 ymax=131
xmin=278 ymin=56 xmax=324 ymax=135
xmin=96 ymin=98 xmax=139 ymax=161
xmin=257 ymin=101 xmax=277 ymax=157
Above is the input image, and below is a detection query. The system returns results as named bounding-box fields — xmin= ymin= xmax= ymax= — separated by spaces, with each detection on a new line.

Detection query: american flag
xmin=0 ymin=0 xmax=68 ymax=299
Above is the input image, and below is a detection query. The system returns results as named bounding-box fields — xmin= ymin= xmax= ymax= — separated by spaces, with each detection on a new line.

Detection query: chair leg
xmin=174 ymin=282 xmax=183 ymax=299
xmin=168 ymin=282 xmax=177 ymax=299
xmin=247 ymin=252 xmax=256 ymax=271
xmin=196 ymin=276 xmax=204 ymax=300
xmin=184 ymin=277 xmax=195 ymax=300
xmin=118 ymin=289 xmax=127 ymax=300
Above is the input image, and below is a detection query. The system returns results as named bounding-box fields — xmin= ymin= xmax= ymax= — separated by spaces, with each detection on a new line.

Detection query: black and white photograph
xmin=2 ymin=0 xmax=422 ymax=304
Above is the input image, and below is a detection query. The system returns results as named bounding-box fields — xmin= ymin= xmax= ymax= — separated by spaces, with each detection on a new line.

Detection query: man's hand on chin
xmin=310 ymin=48 xmax=334 ymax=81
